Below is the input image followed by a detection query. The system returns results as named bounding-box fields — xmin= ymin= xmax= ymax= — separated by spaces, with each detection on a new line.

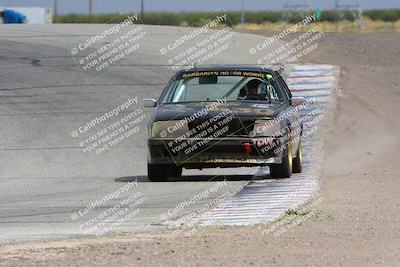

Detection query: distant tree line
xmin=55 ymin=9 xmax=400 ymax=24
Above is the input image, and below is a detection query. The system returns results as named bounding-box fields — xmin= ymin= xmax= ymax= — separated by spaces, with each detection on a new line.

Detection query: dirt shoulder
xmin=1 ymin=32 xmax=400 ymax=267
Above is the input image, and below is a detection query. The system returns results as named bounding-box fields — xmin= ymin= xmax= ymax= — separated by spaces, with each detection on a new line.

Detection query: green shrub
xmin=55 ymin=9 xmax=400 ymax=25
xmin=364 ymin=9 xmax=400 ymax=22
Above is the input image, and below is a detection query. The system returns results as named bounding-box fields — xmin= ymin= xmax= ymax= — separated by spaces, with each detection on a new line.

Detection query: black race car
xmin=143 ymin=65 xmax=304 ymax=181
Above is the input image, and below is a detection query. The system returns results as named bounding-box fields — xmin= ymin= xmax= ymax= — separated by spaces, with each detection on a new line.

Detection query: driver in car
xmin=238 ymin=79 xmax=268 ymax=101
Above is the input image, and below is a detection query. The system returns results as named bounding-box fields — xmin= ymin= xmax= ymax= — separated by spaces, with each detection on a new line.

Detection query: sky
xmin=0 ymin=0 xmax=399 ymax=14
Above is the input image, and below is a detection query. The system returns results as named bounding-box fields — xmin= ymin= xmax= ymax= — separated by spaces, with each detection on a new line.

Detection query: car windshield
xmin=161 ymin=75 xmax=285 ymax=104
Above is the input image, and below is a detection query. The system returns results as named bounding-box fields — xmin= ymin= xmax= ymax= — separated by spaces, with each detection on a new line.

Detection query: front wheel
xmin=292 ymin=142 xmax=303 ymax=173
xmin=270 ymin=142 xmax=293 ymax=178
xmin=169 ymin=165 xmax=182 ymax=178
xmin=147 ymin=163 xmax=182 ymax=182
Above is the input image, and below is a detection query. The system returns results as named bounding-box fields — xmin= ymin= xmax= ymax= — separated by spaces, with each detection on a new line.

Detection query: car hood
xmin=152 ymin=102 xmax=285 ymax=121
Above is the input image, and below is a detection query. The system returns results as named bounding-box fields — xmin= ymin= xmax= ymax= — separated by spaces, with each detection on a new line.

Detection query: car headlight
xmin=151 ymin=120 xmax=189 ymax=138
xmin=252 ymin=120 xmax=283 ymax=137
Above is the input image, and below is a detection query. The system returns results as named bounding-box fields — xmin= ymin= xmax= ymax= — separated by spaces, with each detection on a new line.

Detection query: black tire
xmin=147 ymin=164 xmax=182 ymax=182
xmin=292 ymin=142 xmax=303 ymax=173
xmin=147 ymin=163 xmax=169 ymax=182
xmin=270 ymin=141 xmax=293 ymax=178
xmin=169 ymin=165 xmax=182 ymax=178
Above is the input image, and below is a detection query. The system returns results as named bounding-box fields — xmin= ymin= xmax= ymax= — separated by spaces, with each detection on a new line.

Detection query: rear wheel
xmin=147 ymin=163 xmax=182 ymax=182
xmin=270 ymin=142 xmax=293 ymax=178
xmin=292 ymin=142 xmax=303 ymax=173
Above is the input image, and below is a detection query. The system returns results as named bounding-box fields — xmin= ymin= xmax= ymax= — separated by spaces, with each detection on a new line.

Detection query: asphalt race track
xmin=0 ymin=24 xmax=337 ymax=243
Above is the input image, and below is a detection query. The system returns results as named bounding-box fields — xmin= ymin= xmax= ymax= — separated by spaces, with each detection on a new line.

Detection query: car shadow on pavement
xmin=115 ymin=174 xmax=266 ymax=182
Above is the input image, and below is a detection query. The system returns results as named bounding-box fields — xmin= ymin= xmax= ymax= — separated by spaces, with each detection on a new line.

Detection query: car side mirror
xmin=143 ymin=97 xmax=157 ymax=107
xmin=291 ymin=96 xmax=306 ymax=106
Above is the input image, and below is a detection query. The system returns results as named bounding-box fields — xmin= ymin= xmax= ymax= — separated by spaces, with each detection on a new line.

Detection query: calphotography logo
xmin=1 ymin=1 xmax=394 ymax=266
xmin=69 ymin=14 xmax=146 ymax=80
xmin=159 ymin=13 xmax=236 ymax=71
xmin=71 ymin=181 xmax=145 ymax=236
xmin=249 ymin=10 xmax=330 ymax=71
xmin=69 ymin=96 xmax=147 ymax=156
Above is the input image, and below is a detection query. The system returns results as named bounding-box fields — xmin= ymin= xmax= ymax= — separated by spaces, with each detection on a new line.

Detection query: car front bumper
xmin=148 ymin=137 xmax=283 ymax=168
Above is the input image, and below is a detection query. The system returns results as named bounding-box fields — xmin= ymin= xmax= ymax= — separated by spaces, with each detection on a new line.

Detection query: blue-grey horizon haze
xmin=0 ymin=0 xmax=399 ymax=14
